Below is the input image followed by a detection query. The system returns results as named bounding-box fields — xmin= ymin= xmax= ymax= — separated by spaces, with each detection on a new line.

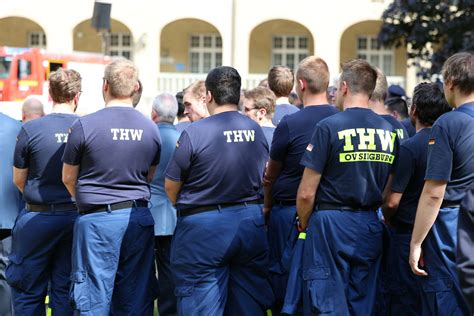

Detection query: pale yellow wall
xmin=249 ymin=20 xmax=314 ymax=74
xmin=340 ymin=20 xmax=407 ymax=76
xmin=73 ymin=19 xmax=132 ymax=53
xmin=0 ymin=17 xmax=44 ymax=47
xmin=160 ymin=18 xmax=220 ymax=73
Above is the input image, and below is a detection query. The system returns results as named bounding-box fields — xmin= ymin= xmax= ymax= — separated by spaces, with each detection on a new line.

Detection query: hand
xmin=263 ymin=207 xmax=271 ymax=216
xmin=409 ymin=244 xmax=428 ymax=276
xmin=296 ymin=217 xmax=307 ymax=232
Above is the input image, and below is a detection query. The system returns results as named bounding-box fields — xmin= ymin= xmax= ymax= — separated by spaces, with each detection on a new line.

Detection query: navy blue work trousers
xmin=6 ymin=208 xmax=77 ymax=316
xmin=171 ymin=204 xmax=274 ymax=316
xmin=302 ymin=209 xmax=383 ymax=315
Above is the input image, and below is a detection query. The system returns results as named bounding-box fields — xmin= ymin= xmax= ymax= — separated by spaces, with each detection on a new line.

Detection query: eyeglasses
xmin=243 ymin=107 xmax=259 ymax=112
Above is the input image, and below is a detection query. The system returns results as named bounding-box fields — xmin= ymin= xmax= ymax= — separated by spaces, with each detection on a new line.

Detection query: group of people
xmin=0 ymin=51 xmax=472 ymax=316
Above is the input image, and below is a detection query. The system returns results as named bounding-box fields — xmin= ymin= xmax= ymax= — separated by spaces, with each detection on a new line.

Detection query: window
xmin=189 ymin=34 xmax=222 ymax=73
xmin=272 ymin=35 xmax=309 ymax=71
xmin=18 ymin=59 xmax=32 ymax=79
xmin=28 ymin=32 xmax=46 ymax=48
xmin=108 ymin=33 xmax=133 ymax=59
xmin=357 ymin=36 xmax=394 ymax=75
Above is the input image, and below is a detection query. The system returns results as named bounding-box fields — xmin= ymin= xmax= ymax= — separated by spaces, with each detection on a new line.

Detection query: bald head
xmin=22 ymin=97 xmax=44 ymax=122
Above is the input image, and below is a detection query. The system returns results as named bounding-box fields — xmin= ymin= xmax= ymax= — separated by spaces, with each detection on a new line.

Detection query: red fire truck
xmin=0 ymin=46 xmax=112 ymax=118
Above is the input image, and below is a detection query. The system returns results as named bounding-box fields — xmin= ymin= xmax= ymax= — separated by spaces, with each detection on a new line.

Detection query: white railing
xmin=156 ymin=72 xmax=406 ymax=94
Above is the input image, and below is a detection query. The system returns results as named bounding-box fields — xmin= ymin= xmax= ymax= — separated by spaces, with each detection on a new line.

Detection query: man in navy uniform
xmin=62 ymin=59 xmax=161 ymax=315
xmin=263 ymin=56 xmax=338 ymax=314
xmin=0 ymin=113 xmax=22 ymax=316
xmin=242 ymin=86 xmax=276 ymax=147
xmin=297 ymin=59 xmax=399 ymax=315
xmin=165 ymin=66 xmax=273 ymax=315
xmin=268 ymin=66 xmax=299 ymax=125
xmin=409 ymin=52 xmax=473 ymax=315
xmin=383 ymin=82 xmax=451 ymax=315
xmin=150 ymin=93 xmax=180 ymax=315
xmin=369 ymin=69 xmax=408 ymax=141
xmin=8 ymin=69 xmax=81 ymax=315
xmin=457 ymin=182 xmax=474 ymax=312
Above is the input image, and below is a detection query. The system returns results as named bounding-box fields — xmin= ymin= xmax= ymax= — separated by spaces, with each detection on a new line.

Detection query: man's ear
xmin=298 ymin=79 xmax=305 ymax=92
xmin=340 ymin=81 xmax=348 ymax=95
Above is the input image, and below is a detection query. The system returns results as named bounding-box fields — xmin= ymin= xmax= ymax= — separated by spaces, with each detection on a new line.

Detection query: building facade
xmin=0 ymin=0 xmax=414 ymax=113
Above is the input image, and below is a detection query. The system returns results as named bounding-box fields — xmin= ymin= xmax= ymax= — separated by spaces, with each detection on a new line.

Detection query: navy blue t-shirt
xmin=391 ymin=128 xmax=431 ymax=224
xmin=272 ymin=103 xmax=299 ymax=126
xmin=14 ymin=113 xmax=78 ymax=204
xmin=425 ymin=102 xmax=474 ymax=203
xmin=166 ymin=111 xmax=268 ymax=210
xmin=261 ymin=126 xmax=275 ymax=149
xmin=381 ymin=114 xmax=409 ymax=141
xmin=62 ymin=106 xmax=161 ymax=211
xmin=301 ymin=107 xmax=399 ymax=208
xmin=270 ymin=105 xmax=338 ymax=201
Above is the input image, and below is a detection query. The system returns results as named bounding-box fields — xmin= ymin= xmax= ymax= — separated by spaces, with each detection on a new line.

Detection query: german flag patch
xmin=428 ymin=138 xmax=435 ymax=145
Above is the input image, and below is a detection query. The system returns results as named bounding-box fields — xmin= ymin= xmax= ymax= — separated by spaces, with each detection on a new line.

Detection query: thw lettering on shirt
xmin=55 ymin=133 xmax=69 ymax=143
xmin=337 ymin=128 xmax=396 ymax=164
xmin=223 ymin=130 xmax=255 ymax=143
xmin=111 ymin=128 xmax=143 ymax=141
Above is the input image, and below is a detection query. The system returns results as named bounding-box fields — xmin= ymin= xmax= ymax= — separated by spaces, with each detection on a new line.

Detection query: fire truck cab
xmin=0 ymin=47 xmax=112 ymax=118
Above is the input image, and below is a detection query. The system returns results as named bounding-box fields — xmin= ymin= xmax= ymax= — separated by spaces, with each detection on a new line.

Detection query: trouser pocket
xmin=303 ymin=267 xmax=334 ymax=314
xmin=69 ymin=271 xmax=91 ymax=312
xmin=5 ymin=255 xmax=29 ymax=291
xmin=420 ymin=278 xmax=458 ymax=316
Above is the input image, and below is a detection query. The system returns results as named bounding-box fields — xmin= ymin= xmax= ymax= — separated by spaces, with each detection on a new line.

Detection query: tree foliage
xmin=378 ymin=0 xmax=474 ymax=78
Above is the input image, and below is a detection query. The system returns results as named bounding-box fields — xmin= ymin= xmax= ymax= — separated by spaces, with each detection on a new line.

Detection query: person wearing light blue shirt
xmin=150 ymin=93 xmax=180 ymax=316
xmin=0 ymin=113 xmax=22 ymax=316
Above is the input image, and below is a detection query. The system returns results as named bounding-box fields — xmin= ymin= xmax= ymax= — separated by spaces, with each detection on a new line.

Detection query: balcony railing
xmin=156 ymin=72 xmax=405 ymax=94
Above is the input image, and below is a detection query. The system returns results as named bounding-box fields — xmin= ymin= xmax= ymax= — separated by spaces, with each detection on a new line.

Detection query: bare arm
xmin=409 ymin=179 xmax=447 ymax=276
xmin=165 ymin=178 xmax=183 ymax=205
xmin=147 ymin=165 xmax=158 ymax=183
xmin=296 ymin=168 xmax=322 ymax=229
xmin=13 ymin=167 xmax=28 ymax=193
xmin=262 ymin=159 xmax=283 ymax=215
xmin=62 ymin=163 xmax=80 ymax=198
xmin=382 ymin=190 xmax=403 ymax=225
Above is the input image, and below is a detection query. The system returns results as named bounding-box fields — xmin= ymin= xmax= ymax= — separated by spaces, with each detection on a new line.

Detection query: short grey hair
xmin=152 ymin=93 xmax=178 ymax=123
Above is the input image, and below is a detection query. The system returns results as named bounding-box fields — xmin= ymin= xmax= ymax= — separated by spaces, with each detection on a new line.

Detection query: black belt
xmin=178 ymin=200 xmax=261 ymax=217
xmin=316 ymin=203 xmax=377 ymax=212
xmin=441 ymin=200 xmax=460 ymax=208
xmin=273 ymin=199 xmax=296 ymax=206
xmin=394 ymin=221 xmax=414 ymax=234
xmin=26 ymin=202 xmax=76 ymax=212
xmin=80 ymin=200 xmax=148 ymax=215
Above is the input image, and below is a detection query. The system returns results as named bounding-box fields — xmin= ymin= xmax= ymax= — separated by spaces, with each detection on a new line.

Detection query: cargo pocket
xmin=421 ymin=278 xmax=457 ymax=315
xmin=69 ymin=271 xmax=91 ymax=312
xmin=175 ymin=285 xmax=196 ymax=313
xmin=5 ymin=255 xmax=29 ymax=291
xmin=303 ymin=267 xmax=334 ymax=314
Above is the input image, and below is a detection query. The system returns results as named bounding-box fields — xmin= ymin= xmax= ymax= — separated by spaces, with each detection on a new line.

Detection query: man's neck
xmin=415 ymin=120 xmax=430 ymax=132
xmin=51 ymin=103 xmax=74 ymax=114
xmin=106 ymin=99 xmax=133 ymax=108
xmin=368 ymin=100 xmax=390 ymax=115
xmin=303 ymin=93 xmax=328 ymax=107
xmin=454 ymin=93 xmax=474 ymax=108
xmin=275 ymin=96 xmax=290 ymax=105
xmin=260 ymin=118 xmax=275 ymax=127
xmin=343 ymin=94 xmax=370 ymax=110
xmin=212 ymin=104 xmax=238 ymax=115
